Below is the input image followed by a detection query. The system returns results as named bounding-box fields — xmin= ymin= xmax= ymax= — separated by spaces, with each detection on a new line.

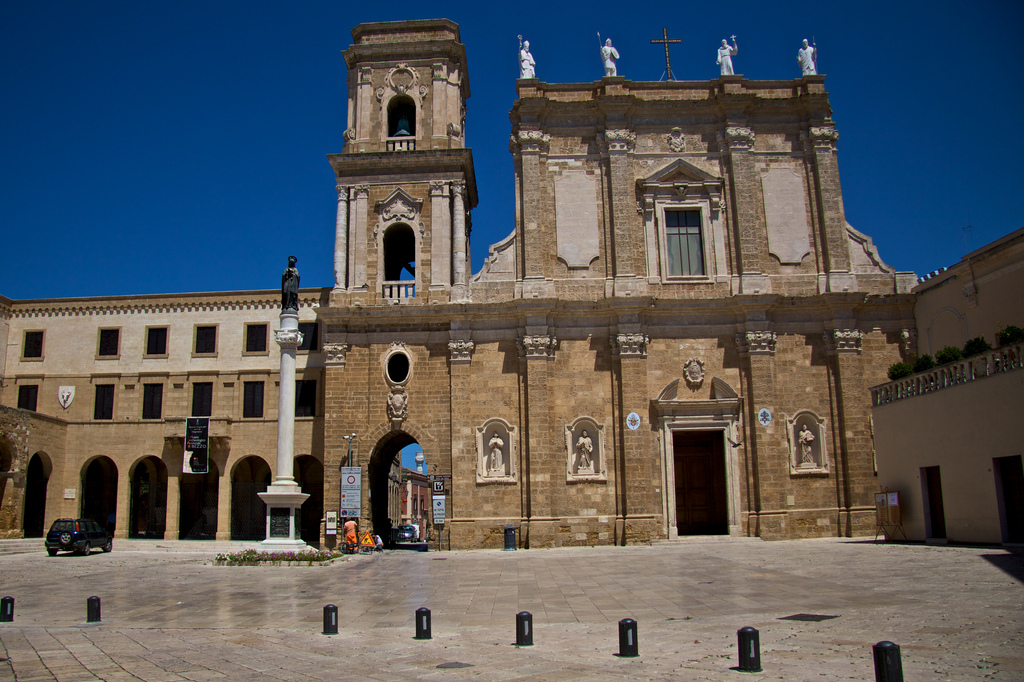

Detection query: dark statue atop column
xmin=282 ymin=255 xmax=300 ymax=311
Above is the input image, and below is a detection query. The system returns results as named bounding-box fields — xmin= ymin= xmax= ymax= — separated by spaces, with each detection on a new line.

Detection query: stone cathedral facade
xmin=0 ymin=19 xmax=916 ymax=548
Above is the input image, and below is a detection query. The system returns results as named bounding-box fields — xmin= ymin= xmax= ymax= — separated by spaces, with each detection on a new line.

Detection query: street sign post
xmin=340 ymin=467 xmax=361 ymax=517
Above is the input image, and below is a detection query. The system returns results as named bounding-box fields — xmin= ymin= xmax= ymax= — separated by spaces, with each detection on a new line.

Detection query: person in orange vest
xmin=343 ymin=520 xmax=358 ymax=553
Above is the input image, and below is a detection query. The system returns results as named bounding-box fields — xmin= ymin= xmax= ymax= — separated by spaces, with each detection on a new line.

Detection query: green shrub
xmin=997 ymin=325 xmax=1024 ymax=346
xmin=935 ymin=346 xmax=963 ymax=364
xmin=912 ymin=355 xmax=935 ymax=372
xmin=962 ymin=336 xmax=992 ymax=357
xmin=887 ymin=362 xmax=913 ymax=380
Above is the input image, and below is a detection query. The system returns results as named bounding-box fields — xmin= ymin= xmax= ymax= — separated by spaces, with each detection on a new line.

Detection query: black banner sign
xmin=183 ymin=417 xmax=209 ymax=474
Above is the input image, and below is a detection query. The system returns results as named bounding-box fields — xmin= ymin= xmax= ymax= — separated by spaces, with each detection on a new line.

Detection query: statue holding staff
xmin=797 ymin=38 xmax=817 ymax=75
xmin=598 ymin=33 xmax=619 ymax=77
xmin=717 ymin=35 xmax=738 ymax=76
xmin=518 ymin=36 xmax=536 ymax=79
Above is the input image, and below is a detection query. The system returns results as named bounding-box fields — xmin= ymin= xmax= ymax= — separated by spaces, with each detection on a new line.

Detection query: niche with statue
xmin=476 ymin=418 xmax=517 ymax=484
xmin=565 ymin=417 xmax=607 ymax=482
xmin=787 ymin=411 xmax=829 ymax=475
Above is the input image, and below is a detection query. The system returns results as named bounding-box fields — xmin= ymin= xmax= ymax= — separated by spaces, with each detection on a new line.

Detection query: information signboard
xmin=432 ymin=495 xmax=446 ymax=524
xmin=183 ymin=417 xmax=209 ymax=474
xmin=873 ymin=490 xmax=906 ymax=541
xmin=325 ymin=511 xmax=338 ymax=536
xmin=340 ymin=467 xmax=362 ymax=517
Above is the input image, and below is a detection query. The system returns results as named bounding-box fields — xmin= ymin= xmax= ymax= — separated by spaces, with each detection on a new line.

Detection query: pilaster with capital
xmin=350 ymin=185 xmax=370 ymax=290
xmin=429 ymin=181 xmax=452 ymax=290
xmin=517 ymin=333 xmax=557 ymax=359
xmin=511 ymin=130 xmax=551 ymax=280
xmin=599 ymin=129 xmax=641 ymax=280
xmin=823 ymin=328 xmax=863 ymax=354
xmin=720 ymin=125 xmax=767 ymax=283
xmin=735 ymin=330 xmax=777 ymax=356
xmin=609 ymin=332 xmax=649 ymax=358
xmin=801 ymin=124 xmax=851 ymax=276
xmin=447 ymin=339 xmax=474 ymax=364
xmin=334 ymin=185 xmax=350 ymax=290
xmin=451 ymin=181 xmax=468 ymax=300
xmin=323 ymin=342 xmax=349 ymax=367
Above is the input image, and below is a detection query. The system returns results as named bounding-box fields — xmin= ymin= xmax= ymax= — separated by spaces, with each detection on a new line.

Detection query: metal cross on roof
xmin=651 ymin=27 xmax=682 ymax=81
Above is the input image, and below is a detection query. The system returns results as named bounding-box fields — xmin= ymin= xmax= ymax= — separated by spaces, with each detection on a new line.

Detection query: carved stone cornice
xmin=723 ymin=126 xmax=755 ymax=151
xmin=600 ymin=129 xmax=636 ymax=153
xmin=803 ymin=125 xmax=839 ymax=152
xmin=275 ymin=328 xmax=304 ymax=348
xmin=323 ymin=342 xmax=349 ymax=367
xmin=517 ymin=334 xmax=557 ymax=359
xmin=10 ymin=293 xmax=320 ymax=319
xmin=448 ymin=339 xmax=474 ymax=363
xmin=823 ymin=328 xmax=863 ymax=354
xmin=735 ymin=330 xmax=777 ymax=355
xmin=610 ymin=332 xmax=649 ymax=357
xmin=509 ymin=130 xmax=551 ymax=154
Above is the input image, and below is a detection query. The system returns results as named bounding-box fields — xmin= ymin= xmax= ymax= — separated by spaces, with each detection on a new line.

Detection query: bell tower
xmin=329 ymin=19 xmax=478 ymax=304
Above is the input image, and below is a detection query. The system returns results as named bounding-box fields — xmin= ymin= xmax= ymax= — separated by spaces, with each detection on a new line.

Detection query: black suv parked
xmin=45 ymin=519 xmax=112 ymax=556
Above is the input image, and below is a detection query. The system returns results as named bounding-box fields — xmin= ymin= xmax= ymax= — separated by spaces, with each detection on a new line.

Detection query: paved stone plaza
xmin=0 ymin=538 xmax=1021 ymax=680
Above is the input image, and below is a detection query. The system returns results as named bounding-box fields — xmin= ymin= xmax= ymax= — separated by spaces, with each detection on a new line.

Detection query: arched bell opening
xmin=387 ymin=95 xmax=416 ymax=138
xmin=383 ymin=224 xmax=416 ymax=281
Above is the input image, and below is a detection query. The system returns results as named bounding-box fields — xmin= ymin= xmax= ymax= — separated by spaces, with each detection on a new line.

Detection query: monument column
xmin=451 ymin=181 xmax=468 ymax=301
xmin=259 ymin=256 xmax=310 ymax=551
xmin=334 ymin=185 xmax=350 ymax=290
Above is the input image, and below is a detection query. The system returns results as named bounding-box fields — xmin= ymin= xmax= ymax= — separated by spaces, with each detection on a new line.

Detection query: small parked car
xmin=395 ymin=524 xmax=417 ymax=542
xmin=45 ymin=518 xmax=112 ymax=556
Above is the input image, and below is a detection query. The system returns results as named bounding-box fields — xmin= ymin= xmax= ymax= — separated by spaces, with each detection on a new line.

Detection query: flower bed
xmin=213 ymin=548 xmax=342 ymax=566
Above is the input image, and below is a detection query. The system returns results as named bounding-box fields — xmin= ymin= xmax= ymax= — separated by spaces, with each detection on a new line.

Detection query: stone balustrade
xmin=871 ymin=341 xmax=1022 ymax=407
xmin=382 ymin=280 xmax=415 ymax=301
xmin=386 ymin=138 xmax=416 ymax=152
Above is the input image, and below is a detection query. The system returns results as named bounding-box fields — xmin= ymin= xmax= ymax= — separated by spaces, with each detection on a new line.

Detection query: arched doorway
xmin=23 ymin=452 xmax=51 ymax=537
xmin=231 ymin=456 xmax=271 ymax=540
xmin=369 ymin=431 xmax=414 ymax=545
xmin=82 ymin=457 xmax=118 ymax=531
xmin=0 ymin=440 xmax=13 ymax=529
xmin=179 ymin=460 xmax=219 ymax=540
xmin=129 ymin=456 xmax=167 ymax=538
xmin=294 ymin=455 xmax=324 ymax=546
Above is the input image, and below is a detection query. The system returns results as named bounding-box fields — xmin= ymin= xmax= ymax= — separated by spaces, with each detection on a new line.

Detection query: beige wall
xmin=874 ymin=369 xmax=1024 ymax=543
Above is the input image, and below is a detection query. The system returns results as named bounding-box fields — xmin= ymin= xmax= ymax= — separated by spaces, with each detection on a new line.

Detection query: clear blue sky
xmin=2 ymin=1 xmax=1021 ymax=300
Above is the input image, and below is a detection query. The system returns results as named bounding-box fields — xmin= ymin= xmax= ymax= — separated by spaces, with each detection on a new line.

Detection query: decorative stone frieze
xmin=509 ymin=130 xmax=551 ymax=153
xmin=517 ymin=334 xmax=557 ymax=358
xmin=323 ymin=342 xmax=349 ymax=367
xmin=609 ymin=332 xmax=649 ymax=357
xmin=823 ymin=328 xmax=863 ymax=354
xmin=735 ymin=330 xmax=777 ymax=355
xmin=448 ymin=339 xmax=474 ymax=363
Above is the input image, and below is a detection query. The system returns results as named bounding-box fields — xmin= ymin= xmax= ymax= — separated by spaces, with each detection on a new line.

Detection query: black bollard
xmin=503 ymin=525 xmax=517 ymax=551
xmin=516 ymin=611 xmax=533 ymax=646
xmin=873 ymin=641 xmax=903 ymax=682
xmin=0 ymin=596 xmax=13 ymax=622
xmin=86 ymin=596 xmax=101 ymax=623
xmin=414 ymin=607 xmax=431 ymax=640
xmin=737 ymin=626 xmax=762 ymax=672
xmin=322 ymin=604 xmax=338 ymax=635
xmin=618 ymin=618 xmax=638 ymax=657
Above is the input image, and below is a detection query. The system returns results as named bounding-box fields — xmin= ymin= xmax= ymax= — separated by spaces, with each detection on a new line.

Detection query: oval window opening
xmin=387 ymin=353 xmax=410 ymax=384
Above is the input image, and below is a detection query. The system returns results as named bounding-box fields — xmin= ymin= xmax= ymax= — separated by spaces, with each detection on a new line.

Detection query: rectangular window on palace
xmin=18 ymin=385 xmax=39 ymax=411
xmin=142 ymin=384 xmax=163 ymax=420
xmin=23 ymin=331 xmax=44 ymax=359
xmin=295 ymin=379 xmax=316 ymax=417
xmin=665 ymin=209 xmax=705 ymax=277
xmin=146 ymin=327 xmax=168 ymax=356
xmin=245 ymin=324 xmax=268 ymax=353
xmin=192 ymin=382 xmax=213 ymax=417
xmin=195 ymin=326 xmax=217 ymax=354
xmin=94 ymin=384 xmax=114 ymax=420
xmin=98 ymin=329 xmax=120 ymax=357
xmin=243 ymin=381 xmax=264 ymax=418
xmin=298 ymin=323 xmax=319 ymax=352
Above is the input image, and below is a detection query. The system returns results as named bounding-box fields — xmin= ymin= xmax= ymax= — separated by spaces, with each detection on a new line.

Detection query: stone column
xmin=333 ymin=185 xmax=349 ymax=290
xmin=429 ymin=181 xmax=451 ymax=292
xmin=723 ymin=126 xmax=769 ymax=294
xmin=451 ymin=181 xmax=468 ymax=301
xmin=258 ymin=310 xmax=310 ymax=551
xmin=518 ymin=328 xmax=557 ymax=547
xmin=114 ymin=480 xmax=130 ymax=540
xmin=351 ymin=185 xmax=369 ymax=291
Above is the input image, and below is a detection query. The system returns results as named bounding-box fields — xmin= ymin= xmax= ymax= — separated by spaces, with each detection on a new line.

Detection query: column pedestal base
xmin=258 ymin=483 xmax=311 ymax=552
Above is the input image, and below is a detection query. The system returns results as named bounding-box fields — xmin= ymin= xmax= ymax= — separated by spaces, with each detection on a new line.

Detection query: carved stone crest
xmin=57 ymin=386 xmax=75 ymax=409
xmin=667 ymin=127 xmax=685 ymax=153
xmin=387 ymin=390 xmax=408 ymax=421
xmin=683 ymin=358 xmax=705 ymax=386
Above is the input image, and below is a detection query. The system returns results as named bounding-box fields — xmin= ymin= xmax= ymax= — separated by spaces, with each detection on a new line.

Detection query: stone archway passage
xmin=369 ymin=431 xmax=414 ymax=545
xmin=23 ymin=454 xmax=49 ymax=538
xmin=294 ymin=456 xmax=324 ymax=546
xmin=82 ymin=457 xmax=118 ymax=532
xmin=179 ymin=460 xmax=219 ymax=540
xmin=129 ymin=457 xmax=167 ymax=538
xmin=231 ymin=457 xmax=270 ymax=541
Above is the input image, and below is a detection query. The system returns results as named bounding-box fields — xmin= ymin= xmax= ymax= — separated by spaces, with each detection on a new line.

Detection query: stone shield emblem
xmin=58 ymin=386 xmax=75 ymax=409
